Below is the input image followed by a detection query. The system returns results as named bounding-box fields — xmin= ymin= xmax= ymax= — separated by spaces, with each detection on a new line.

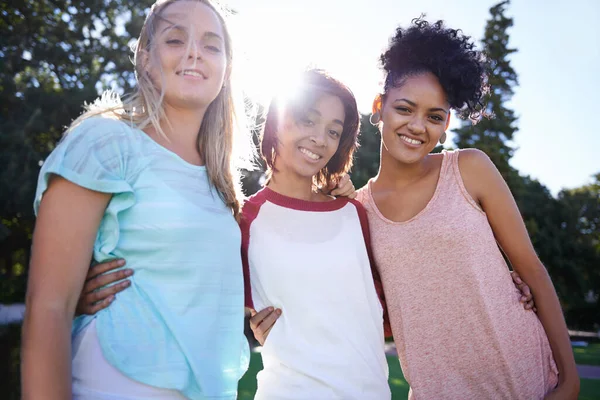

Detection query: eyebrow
xmin=395 ymin=98 xmax=448 ymax=114
xmin=160 ymin=20 xmax=224 ymax=42
xmin=308 ymin=108 xmax=344 ymax=127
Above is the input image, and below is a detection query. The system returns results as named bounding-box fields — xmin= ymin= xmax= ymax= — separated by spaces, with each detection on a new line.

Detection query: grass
xmin=573 ymin=343 xmax=600 ymax=366
xmin=580 ymin=379 xmax=600 ymax=400
xmin=238 ymin=352 xmax=600 ymax=400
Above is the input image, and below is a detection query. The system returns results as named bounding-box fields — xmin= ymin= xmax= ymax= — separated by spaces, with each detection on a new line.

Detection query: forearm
xmin=21 ymin=304 xmax=73 ymax=400
xmin=519 ymin=266 xmax=579 ymax=391
xmin=21 ymin=177 xmax=111 ymax=399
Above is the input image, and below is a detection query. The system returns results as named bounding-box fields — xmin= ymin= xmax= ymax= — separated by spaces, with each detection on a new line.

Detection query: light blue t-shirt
xmin=34 ymin=116 xmax=249 ymax=400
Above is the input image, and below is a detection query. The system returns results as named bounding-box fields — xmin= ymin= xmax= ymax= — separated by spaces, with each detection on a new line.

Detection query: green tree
xmin=448 ymin=0 xmax=599 ymax=329
xmin=0 ymin=0 xmax=153 ymax=305
xmin=452 ymin=0 xmax=518 ymax=183
xmin=352 ymin=115 xmax=381 ymax=190
xmin=556 ymin=174 xmax=600 ymax=330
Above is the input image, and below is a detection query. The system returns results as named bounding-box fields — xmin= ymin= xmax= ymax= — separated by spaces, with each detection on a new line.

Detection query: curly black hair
xmin=380 ymin=17 xmax=489 ymax=122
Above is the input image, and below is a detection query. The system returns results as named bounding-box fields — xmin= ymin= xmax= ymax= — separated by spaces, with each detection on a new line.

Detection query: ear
xmin=372 ymin=94 xmax=383 ymax=115
xmin=137 ymin=49 xmax=151 ymax=75
xmin=445 ymin=113 xmax=451 ymax=131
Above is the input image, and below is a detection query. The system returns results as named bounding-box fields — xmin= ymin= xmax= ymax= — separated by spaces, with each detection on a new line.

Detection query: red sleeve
xmin=240 ymin=193 xmax=267 ymax=310
xmin=349 ymin=199 xmax=393 ymax=339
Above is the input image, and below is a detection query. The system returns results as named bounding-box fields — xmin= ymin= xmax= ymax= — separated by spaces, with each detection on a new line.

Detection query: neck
xmin=163 ymin=103 xmax=207 ymax=149
xmin=267 ymin=170 xmax=320 ymax=202
xmin=374 ymin=143 xmax=432 ymax=189
xmin=146 ymin=103 xmax=208 ymax=165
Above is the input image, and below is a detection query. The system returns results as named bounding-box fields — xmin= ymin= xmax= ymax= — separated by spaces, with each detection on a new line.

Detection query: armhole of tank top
xmin=450 ymin=150 xmax=486 ymax=215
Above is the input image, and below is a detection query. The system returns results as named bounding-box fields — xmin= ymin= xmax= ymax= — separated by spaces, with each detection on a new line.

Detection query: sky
xmin=224 ymin=0 xmax=600 ymax=195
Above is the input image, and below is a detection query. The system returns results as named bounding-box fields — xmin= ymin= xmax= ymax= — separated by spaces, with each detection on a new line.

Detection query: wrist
xmin=557 ymin=376 xmax=580 ymax=397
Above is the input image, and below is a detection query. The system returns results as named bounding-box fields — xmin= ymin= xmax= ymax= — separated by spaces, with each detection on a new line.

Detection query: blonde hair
xmin=69 ymin=0 xmax=255 ymax=219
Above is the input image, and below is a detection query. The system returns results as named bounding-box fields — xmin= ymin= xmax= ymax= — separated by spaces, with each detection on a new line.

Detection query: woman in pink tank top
xmin=355 ymin=17 xmax=578 ymax=399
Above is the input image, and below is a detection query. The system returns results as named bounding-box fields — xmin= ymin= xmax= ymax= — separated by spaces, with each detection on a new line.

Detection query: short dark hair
xmin=380 ymin=17 xmax=489 ymax=121
xmin=260 ymin=69 xmax=360 ymax=189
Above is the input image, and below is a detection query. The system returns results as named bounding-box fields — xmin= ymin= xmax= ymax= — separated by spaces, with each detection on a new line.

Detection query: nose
xmin=187 ymin=41 xmax=204 ymax=61
xmin=309 ymin=128 xmax=327 ymax=147
xmin=407 ymin=116 xmax=426 ymax=135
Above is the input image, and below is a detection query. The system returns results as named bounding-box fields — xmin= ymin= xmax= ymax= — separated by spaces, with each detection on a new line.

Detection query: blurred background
xmin=1 ymin=0 xmax=599 ymax=398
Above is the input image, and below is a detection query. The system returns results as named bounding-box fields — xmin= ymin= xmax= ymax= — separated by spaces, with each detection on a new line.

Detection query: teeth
xmin=300 ymin=147 xmax=321 ymax=160
xmin=400 ymin=135 xmax=423 ymax=145
xmin=182 ymin=70 xmax=203 ymax=78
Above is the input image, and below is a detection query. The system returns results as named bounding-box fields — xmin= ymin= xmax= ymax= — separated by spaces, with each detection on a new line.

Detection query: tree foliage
xmin=0 ymin=0 xmax=153 ymax=304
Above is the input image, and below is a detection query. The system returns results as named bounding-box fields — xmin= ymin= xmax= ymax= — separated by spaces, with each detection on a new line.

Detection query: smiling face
xmin=377 ymin=72 xmax=450 ymax=165
xmin=147 ymin=0 xmax=228 ymax=111
xmin=273 ymin=93 xmax=346 ymax=182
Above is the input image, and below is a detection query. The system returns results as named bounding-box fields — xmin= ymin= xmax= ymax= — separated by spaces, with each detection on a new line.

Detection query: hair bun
xmin=380 ymin=17 xmax=489 ymax=122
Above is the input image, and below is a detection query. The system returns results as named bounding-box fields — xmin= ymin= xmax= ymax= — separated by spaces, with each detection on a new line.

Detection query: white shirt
xmin=241 ymin=187 xmax=390 ymax=400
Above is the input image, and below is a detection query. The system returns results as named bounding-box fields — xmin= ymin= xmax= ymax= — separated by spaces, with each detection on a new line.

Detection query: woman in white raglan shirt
xmin=238 ymin=69 xmax=391 ymax=399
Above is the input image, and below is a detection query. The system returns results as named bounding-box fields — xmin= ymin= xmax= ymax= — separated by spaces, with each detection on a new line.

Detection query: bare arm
xmin=460 ymin=149 xmax=579 ymax=398
xmin=21 ymin=176 xmax=111 ymax=400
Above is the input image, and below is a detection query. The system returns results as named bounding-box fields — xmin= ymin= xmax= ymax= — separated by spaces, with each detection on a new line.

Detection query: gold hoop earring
xmin=369 ymin=112 xmax=381 ymax=125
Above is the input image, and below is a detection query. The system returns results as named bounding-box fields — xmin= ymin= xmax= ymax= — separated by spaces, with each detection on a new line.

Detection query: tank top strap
xmin=438 ymin=149 xmax=483 ymax=212
xmin=436 ymin=149 xmax=459 ymax=195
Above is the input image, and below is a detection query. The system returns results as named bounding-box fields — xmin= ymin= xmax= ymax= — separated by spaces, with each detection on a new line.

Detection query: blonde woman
xmin=21 ymin=1 xmax=254 ymax=399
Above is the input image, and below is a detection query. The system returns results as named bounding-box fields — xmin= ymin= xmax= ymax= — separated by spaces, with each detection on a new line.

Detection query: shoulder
xmin=68 ymin=116 xmax=134 ymax=139
xmin=58 ymin=116 xmax=143 ymax=162
xmin=453 ymin=148 xmax=502 ymax=202
xmin=355 ymin=181 xmax=374 ymax=207
xmin=347 ymin=198 xmax=370 ymax=227
xmin=347 ymin=197 xmax=367 ymax=213
xmin=240 ymin=188 xmax=268 ymax=225
xmin=455 ymin=148 xmax=495 ymax=174
xmin=63 ymin=116 xmax=142 ymax=153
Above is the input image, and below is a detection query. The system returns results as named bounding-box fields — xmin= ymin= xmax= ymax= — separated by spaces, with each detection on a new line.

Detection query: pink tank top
xmin=357 ymin=150 xmax=558 ymax=400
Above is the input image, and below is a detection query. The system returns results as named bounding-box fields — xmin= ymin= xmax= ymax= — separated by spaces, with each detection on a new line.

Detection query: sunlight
xmin=228 ymin=7 xmax=334 ymax=108
xmin=232 ymin=32 xmax=314 ymax=107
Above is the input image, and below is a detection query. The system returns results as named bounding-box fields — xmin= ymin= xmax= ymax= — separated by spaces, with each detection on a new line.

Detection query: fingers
xmin=337 ymin=174 xmax=350 ymax=187
xmin=330 ymin=174 xmax=356 ymax=198
xmin=76 ymin=279 xmax=131 ymax=316
xmin=249 ymin=307 xmax=274 ymax=328
xmin=519 ymin=284 xmax=532 ymax=302
xmin=510 ymin=270 xmax=523 ymax=285
xmin=258 ymin=308 xmax=281 ymax=333
xmin=511 ymin=271 xmax=536 ymax=311
xmin=87 ymin=259 xmax=126 ymax=280
xmin=86 ymin=280 xmax=131 ymax=304
xmin=524 ymin=299 xmax=535 ymax=310
xmin=249 ymin=307 xmax=282 ymax=345
xmin=75 ymin=260 xmax=132 ymax=317
xmin=78 ymin=295 xmax=115 ymax=316
xmin=83 ymin=267 xmax=133 ymax=294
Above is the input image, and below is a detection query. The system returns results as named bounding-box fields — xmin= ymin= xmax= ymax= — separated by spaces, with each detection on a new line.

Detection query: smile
xmin=399 ymin=135 xmax=424 ymax=146
xmin=177 ymin=70 xmax=206 ymax=79
xmin=299 ymin=147 xmax=321 ymax=161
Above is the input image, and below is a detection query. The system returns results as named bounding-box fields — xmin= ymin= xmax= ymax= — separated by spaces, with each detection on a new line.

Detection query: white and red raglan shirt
xmin=241 ymin=187 xmax=391 ymax=400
